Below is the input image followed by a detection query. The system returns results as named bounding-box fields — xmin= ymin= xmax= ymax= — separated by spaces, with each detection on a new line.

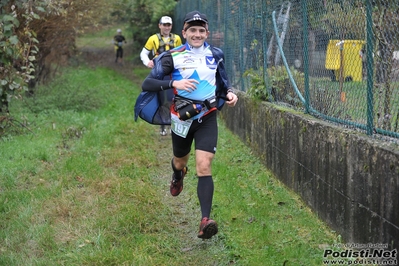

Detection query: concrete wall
xmin=220 ymin=91 xmax=399 ymax=250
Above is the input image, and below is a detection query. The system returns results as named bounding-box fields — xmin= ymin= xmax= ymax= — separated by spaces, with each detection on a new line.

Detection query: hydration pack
xmin=155 ymin=33 xmax=175 ymax=55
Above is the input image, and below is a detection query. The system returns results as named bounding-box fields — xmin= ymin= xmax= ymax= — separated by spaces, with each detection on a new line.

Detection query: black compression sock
xmin=171 ymin=158 xmax=183 ymax=180
xmin=197 ymin=176 xmax=214 ymax=219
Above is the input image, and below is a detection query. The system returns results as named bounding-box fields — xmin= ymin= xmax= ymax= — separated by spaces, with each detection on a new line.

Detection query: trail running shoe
xmin=197 ymin=217 xmax=218 ymax=239
xmin=170 ymin=167 xmax=188 ymax=196
xmin=160 ymin=129 xmax=167 ymax=136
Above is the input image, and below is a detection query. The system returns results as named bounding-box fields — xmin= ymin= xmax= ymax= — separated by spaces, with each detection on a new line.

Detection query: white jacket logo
xmin=206 ymin=56 xmax=216 ymax=69
xmin=206 ymin=58 xmax=215 ymax=64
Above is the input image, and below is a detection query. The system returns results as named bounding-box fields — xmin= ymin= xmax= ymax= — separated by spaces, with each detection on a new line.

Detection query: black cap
xmin=183 ymin=11 xmax=208 ymax=24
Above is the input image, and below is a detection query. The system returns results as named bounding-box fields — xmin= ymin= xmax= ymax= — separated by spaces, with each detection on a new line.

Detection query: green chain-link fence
xmin=174 ymin=0 xmax=399 ymax=141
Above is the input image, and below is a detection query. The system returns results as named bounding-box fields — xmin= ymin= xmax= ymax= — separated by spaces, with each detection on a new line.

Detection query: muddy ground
xmin=79 ymin=43 xmax=142 ymax=80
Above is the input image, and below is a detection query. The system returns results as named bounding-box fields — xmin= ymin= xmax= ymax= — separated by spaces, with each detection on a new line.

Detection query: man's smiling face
xmin=182 ymin=25 xmax=209 ymax=48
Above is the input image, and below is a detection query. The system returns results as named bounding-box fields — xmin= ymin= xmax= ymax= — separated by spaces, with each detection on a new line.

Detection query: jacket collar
xmin=185 ymin=42 xmax=209 ymax=51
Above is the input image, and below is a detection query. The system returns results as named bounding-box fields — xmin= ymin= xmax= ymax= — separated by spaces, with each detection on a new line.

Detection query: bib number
xmin=171 ymin=114 xmax=192 ymax=138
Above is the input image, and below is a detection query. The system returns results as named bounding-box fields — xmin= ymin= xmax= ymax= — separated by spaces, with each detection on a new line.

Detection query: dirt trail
xmin=79 ymin=44 xmax=138 ymax=79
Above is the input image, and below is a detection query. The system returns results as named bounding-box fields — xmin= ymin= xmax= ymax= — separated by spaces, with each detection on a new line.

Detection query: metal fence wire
xmin=175 ymin=0 xmax=399 ymax=141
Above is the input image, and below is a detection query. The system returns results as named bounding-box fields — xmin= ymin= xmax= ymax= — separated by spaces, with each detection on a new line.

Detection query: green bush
xmin=244 ymin=65 xmax=305 ymax=107
xmin=243 ymin=67 xmax=269 ymax=101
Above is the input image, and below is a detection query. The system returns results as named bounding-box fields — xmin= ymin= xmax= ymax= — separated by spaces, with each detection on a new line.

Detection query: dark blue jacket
xmin=135 ymin=43 xmax=232 ymax=124
xmin=151 ymin=43 xmax=232 ymax=110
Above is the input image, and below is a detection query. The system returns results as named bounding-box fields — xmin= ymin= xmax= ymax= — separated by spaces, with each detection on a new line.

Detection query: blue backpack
xmin=134 ymin=90 xmax=171 ymax=125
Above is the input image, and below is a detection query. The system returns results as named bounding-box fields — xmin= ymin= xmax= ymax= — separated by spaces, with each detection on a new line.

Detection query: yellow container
xmin=325 ymin=39 xmax=365 ymax=82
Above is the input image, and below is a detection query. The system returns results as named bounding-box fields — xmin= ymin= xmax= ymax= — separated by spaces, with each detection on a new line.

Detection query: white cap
xmin=159 ymin=16 xmax=173 ymax=24
xmin=117 ymin=29 xmax=122 ymax=33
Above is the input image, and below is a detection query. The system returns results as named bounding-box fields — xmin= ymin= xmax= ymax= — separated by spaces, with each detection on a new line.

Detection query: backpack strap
xmin=156 ymin=33 xmax=165 ymax=48
xmin=169 ymin=33 xmax=175 ymax=49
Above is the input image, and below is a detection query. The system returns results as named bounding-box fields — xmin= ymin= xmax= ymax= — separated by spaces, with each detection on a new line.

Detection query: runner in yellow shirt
xmin=140 ymin=16 xmax=182 ymax=136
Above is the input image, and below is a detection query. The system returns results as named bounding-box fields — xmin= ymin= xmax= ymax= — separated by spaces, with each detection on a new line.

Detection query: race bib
xmin=171 ymin=113 xmax=193 ymax=138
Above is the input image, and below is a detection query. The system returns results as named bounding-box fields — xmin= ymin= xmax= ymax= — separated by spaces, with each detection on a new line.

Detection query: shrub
xmin=244 ymin=65 xmax=305 ymax=107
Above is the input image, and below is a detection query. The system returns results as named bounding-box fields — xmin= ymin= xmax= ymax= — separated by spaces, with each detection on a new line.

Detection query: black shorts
xmin=172 ymin=111 xmax=218 ymax=157
xmin=116 ymin=48 xmax=123 ymax=58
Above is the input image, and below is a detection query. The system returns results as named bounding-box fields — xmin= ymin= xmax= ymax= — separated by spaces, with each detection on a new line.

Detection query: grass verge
xmin=0 ymin=64 xmax=342 ymax=265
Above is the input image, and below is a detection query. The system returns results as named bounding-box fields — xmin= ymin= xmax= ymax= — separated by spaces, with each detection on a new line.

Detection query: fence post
xmin=302 ymin=0 xmax=310 ymax=114
xmin=239 ymin=1 xmax=245 ymax=91
xmin=366 ymin=0 xmax=374 ymax=135
xmin=262 ymin=0 xmax=271 ymax=101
